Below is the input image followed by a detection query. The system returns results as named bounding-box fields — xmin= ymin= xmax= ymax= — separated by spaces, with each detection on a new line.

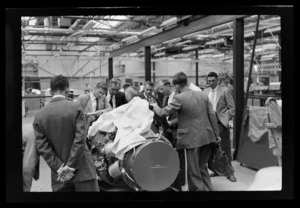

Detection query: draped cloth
xmin=265 ymin=97 xmax=282 ymax=156
xmin=88 ymin=96 xmax=154 ymax=159
xmin=248 ymin=106 xmax=268 ymax=143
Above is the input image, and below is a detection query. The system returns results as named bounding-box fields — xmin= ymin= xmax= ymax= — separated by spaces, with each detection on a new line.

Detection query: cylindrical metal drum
xmin=121 ymin=137 xmax=180 ymax=191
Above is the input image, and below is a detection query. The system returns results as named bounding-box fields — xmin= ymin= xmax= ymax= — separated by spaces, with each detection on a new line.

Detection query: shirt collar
xmin=90 ymin=91 xmax=96 ymax=100
xmin=211 ymin=85 xmax=219 ymax=92
xmin=52 ymin=95 xmax=66 ymax=99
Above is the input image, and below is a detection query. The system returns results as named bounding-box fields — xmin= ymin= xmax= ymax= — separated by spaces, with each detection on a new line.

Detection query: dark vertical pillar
xmin=195 ymin=50 xmax=199 ymax=86
xmin=153 ymin=61 xmax=156 ymax=82
xmin=232 ymin=18 xmax=244 ymax=160
xmin=108 ymin=57 xmax=113 ymax=80
xmin=145 ymin=46 xmax=151 ymax=81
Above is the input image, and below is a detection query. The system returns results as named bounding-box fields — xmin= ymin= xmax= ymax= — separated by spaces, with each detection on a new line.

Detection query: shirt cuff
xmin=57 ymin=163 xmax=65 ymax=173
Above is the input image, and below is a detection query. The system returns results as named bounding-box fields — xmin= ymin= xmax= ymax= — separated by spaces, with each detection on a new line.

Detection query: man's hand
xmin=57 ymin=166 xmax=75 ymax=182
xmin=216 ymin=137 xmax=221 ymax=143
xmin=148 ymin=97 xmax=158 ymax=107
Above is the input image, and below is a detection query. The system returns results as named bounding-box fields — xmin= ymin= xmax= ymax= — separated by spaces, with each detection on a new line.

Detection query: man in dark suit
xmin=204 ymin=71 xmax=236 ymax=182
xmin=33 ymin=75 xmax=99 ymax=192
xmin=150 ymin=72 xmax=220 ymax=191
xmin=107 ymin=78 xmax=127 ymax=109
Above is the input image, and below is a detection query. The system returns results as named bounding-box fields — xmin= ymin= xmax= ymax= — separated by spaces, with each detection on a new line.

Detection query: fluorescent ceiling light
xmin=205 ymin=38 xmax=225 ymax=45
xmin=175 ymin=40 xmax=192 ymax=46
xmin=139 ymin=26 xmax=161 ymax=37
xmin=212 ymin=54 xmax=225 ymax=58
xmin=196 ymin=34 xmax=212 ymax=40
xmin=182 ymin=45 xmax=199 ymax=51
xmin=154 ymin=52 xmax=165 ymax=57
xmin=163 ymin=37 xmax=181 ymax=45
xmin=121 ymin=35 xmax=139 ymax=44
xmin=155 ymin=47 xmax=166 ymax=51
xmin=82 ymin=20 xmax=98 ymax=30
xmin=198 ymin=48 xmax=216 ymax=54
xmin=160 ymin=17 xmax=178 ymax=28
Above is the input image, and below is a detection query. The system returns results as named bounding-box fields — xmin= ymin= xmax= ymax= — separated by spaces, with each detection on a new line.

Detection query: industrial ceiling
xmin=21 ymin=15 xmax=281 ymax=71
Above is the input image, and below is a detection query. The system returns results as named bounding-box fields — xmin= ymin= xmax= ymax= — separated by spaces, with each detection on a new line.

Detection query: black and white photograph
xmin=6 ymin=5 xmax=294 ymax=202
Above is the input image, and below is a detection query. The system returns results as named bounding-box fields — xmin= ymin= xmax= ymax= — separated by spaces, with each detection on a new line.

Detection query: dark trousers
xmin=178 ymin=144 xmax=214 ymax=191
xmin=218 ymin=122 xmax=232 ymax=164
xmin=56 ymin=179 xmax=100 ymax=192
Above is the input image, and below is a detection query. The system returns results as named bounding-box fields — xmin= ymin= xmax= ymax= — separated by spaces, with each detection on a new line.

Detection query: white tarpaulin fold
xmin=88 ymin=96 xmax=154 ymax=159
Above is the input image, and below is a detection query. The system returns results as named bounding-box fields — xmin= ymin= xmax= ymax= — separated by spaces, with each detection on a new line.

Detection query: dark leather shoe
xmin=227 ymin=175 xmax=237 ymax=182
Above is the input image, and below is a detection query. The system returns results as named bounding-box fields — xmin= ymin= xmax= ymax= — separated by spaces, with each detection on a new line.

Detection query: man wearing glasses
xmin=204 ymin=72 xmax=237 ymax=182
xmin=107 ymin=78 xmax=128 ymax=109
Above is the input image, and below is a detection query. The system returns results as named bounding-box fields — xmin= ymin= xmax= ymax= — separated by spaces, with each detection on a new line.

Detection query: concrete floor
xmin=23 ymin=109 xmax=271 ymax=192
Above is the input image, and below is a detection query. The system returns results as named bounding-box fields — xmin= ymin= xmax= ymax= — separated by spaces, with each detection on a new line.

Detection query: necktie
xmin=165 ymin=96 xmax=169 ymax=107
xmin=95 ymin=98 xmax=99 ymax=111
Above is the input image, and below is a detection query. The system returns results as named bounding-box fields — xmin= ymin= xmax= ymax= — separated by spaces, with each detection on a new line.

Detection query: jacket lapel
xmin=215 ymin=86 xmax=222 ymax=107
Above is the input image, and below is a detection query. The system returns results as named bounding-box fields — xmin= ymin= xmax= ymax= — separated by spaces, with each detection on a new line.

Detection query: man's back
xmin=34 ymin=97 xmax=96 ymax=190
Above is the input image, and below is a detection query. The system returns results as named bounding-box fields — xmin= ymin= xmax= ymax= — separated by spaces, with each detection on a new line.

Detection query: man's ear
xmin=50 ymin=90 xmax=53 ymax=96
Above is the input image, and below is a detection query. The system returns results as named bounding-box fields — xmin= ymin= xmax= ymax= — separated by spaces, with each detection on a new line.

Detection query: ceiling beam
xmin=110 ymin=15 xmax=246 ymax=58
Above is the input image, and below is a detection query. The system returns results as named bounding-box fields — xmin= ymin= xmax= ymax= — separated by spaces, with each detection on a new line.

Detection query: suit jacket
xmin=153 ymin=88 xmax=219 ymax=149
xmin=76 ymin=93 xmax=112 ymax=114
xmin=204 ymin=86 xmax=235 ymax=128
xmin=33 ymin=97 xmax=97 ymax=191
xmin=109 ymin=91 xmax=127 ymax=108
xmin=22 ymin=123 xmax=39 ymax=192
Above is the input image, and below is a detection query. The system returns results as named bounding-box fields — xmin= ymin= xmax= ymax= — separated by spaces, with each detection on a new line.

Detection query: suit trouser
xmin=181 ymin=143 xmax=214 ymax=191
xmin=218 ymin=122 xmax=232 ymax=164
xmin=56 ymin=179 xmax=100 ymax=192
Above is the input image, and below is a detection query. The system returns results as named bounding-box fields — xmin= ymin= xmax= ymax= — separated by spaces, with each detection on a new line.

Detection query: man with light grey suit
xmin=204 ymin=71 xmax=236 ymax=182
xmin=150 ymin=71 xmax=220 ymax=191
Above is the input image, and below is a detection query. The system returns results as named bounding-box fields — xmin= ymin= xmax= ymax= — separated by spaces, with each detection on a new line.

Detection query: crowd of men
xmin=23 ymin=71 xmax=237 ymax=192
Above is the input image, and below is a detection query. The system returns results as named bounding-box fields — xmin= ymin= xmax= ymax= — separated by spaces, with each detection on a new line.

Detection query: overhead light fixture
xmin=198 ymin=48 xmax=216 ymax=54
xmin=212 ymin=54 xmax=225 ymax=58
xmin=205 ymin=38 xmax=225 ymax=45
xmin=162 ymin=37 xmax=181 ymax=45
xmin=196 ymin=34 xmax=212 ymax=40
xmin=154 ymin=52 xmax=165 ymax=57
xmin=139 ymin=26 xmax=161 ymax=37
xmin=155 ymin=46 xmax=166 ymax=51
xmin=109 ymin=43 xmax=120 ymax=50
xmin=175 ymin=40 xmax=192 ymax=46
xmin=69 ymin=31 xmax=86 ymax=38
xmin=160 ymin=17 xmax=178 ymax=28
xmin=121 ymin=35 xmax=139 ymax=44
xmin=82 ymin=20 xmax=98 ymax=30
xmin=182 ymin=45 xmax=199 ymax=51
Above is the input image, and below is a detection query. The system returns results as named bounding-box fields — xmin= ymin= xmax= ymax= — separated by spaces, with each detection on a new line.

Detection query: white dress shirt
xmin=89 ymin=92 xmax=97 ymax=112
xmin=208 ymin=85 xmax=218 ymax=112
xmin=189 ymin=82 xmax=202 ymax=91
xmin=52 ymin=95 xmax=66 ymax=99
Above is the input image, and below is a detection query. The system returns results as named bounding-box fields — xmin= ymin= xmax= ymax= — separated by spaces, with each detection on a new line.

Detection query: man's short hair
xmin=207 ymin=72 xmax=219 ymax=79
xmin=96 ymin=81 xmax=108 ymax=92
xmin=110 ymin=78 xmax=121 ymax=86
xmin=125 ymin=86 xmax=138 ymax=97
xmin=50 ymin=74 xmax=69 ymax=92
xmin=144 ymin=80 xmax=155 ymax=87
xmin=162 ymin=79 xmax=171 ymax=86
xmin=172 ymin=72 xmax=187 ymax=87
xmin=123 ymin=83 xmax=130 ymax=89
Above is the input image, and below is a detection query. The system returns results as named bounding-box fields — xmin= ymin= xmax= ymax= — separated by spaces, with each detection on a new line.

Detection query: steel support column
xmin=145 ymin=46 xmax=151 ymax=81
xmin=232 ymin=18 xmax=244 ymax=160
xmin=153 ymin=61 xmax=156 ymax=82
xmin=195 ymin=49 xmax=199 ymax=86
xmin=108 ymin=57 xmax=113 ymax=80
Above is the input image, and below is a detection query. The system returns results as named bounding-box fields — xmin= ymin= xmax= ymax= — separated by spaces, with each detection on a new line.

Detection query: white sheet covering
xmin=88 ymin=96 xmax=154 ymax=159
